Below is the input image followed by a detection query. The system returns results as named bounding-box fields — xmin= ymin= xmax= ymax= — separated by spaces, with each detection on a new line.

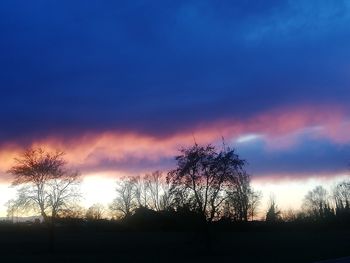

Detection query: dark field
xmin=0 ymin=222 xmax=349 ymax=263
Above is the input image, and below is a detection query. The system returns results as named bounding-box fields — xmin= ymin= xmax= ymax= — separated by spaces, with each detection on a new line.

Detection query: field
xmin=0 ymin=222 xmax=349 ymax=263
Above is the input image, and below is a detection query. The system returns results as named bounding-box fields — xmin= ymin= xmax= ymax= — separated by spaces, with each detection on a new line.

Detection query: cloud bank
xmin=0 ymin=1 xmax=350 ymax=181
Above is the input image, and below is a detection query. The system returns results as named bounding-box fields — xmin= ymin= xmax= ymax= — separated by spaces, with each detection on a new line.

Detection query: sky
xmin=1 ymin=0 xmax=350 ymax=216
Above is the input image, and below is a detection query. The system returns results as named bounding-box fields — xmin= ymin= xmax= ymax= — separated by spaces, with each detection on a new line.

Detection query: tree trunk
xmin=41 ymin=211 xmax=49 ymax=224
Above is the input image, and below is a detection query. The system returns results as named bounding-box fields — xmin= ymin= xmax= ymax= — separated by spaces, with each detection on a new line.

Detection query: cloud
xmin=1 ymin=0 xmax=350 ymax=144
xmin=0 ymin=105 xmax=349 ymax=183
xmin=0 ymin=1 xmax=350 ymax=183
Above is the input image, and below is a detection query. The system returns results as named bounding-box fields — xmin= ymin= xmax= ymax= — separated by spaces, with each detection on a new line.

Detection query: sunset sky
xmin=1 ymin=0 xmax=350 ymax=216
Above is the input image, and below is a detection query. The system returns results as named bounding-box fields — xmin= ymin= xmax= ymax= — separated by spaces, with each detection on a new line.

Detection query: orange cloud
xmin=0 ymin=104 xmax=349 ymax=182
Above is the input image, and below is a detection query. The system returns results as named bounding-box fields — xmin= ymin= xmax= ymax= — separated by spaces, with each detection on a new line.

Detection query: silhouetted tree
xmin=7 ymin=148 xmax=81 ymax=253
xmin=167 ymin=143 xmax=246 ymax=221
xmin=333 ymin=180 xmax=350 ymax=219
xmin=134 ymin=175 xmax=149 ymax=208
xmin=226 ymin=172 xmax=252 ymax=221
xmin=86 ymin=203 xmax=105 ymax=220
xmin=110 ymin=177 xmax=137 ymax=218
xmin=59 ymin=205 xmax=86 ymax=219
xmin=282 ymin=208 xmax=298 ymax=222
xmin=266 ymin=196 xmax=281 ymax=222
xmin=248 ymin=190 xmax=262 ymax=221
xmin=302 ymin=186 xmax=329 ymax=220
xmin=8 ymin=148 xmax=81 ymax=223
xmin=145 ymin=171 xmax=162 ymax=211
xmin=158 ymin=178 xmax=175 ymax=211
xmin=143 ymin=171 xmax=175 ymax=211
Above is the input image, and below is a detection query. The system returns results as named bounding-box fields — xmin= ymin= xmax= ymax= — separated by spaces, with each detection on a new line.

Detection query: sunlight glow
xmin=80 ymin=174 xmax=118 ymax=208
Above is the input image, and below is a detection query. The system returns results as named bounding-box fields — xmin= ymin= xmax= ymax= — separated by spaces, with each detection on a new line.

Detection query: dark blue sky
xmin=1 ymin=0 xmax=350 ymax=177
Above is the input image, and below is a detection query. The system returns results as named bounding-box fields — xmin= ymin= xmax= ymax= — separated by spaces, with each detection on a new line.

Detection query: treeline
xmin=107 ymin=143 xmax=262 ymax=222
xmin=276 ymin=183 xmax=350 ymax=223
xmin=4 ymin=143 xmax=350 ymax=226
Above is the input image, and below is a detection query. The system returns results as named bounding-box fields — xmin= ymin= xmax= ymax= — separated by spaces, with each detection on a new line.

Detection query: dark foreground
xmin=0 ymin=221 xmax=349 ymax=263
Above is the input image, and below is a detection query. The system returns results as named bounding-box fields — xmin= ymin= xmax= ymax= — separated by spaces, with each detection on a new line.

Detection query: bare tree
xmin=302 ymin=185 xmax=329 ymax=219
xmin=134 ymin=175 xmax=149 ymax=208
xmin=282 ymin=208 xmax=298 ymax=222
xmin=7 ymin=148 xmax=81 ymax=223
xmin=226 ymin=172 xmax=252 ymax=221
xmin=86 ymin=203 xmax=105 ymax=220
xmin=168 ymin=144 xmax=216 ymax=218
xmin=59 ymin=205 xmax=86 ymax=219
xmin=248 ymin=190 xmax=262 ymax=221
xmin=167 ymin=143 xmax=246 ymax=221
xmin=110 ymin=177 xmax=137 ymax=218
xmin=141 ymin=171 xmax=176 ymax=211
xmin=145 ymin=171 xmax=162 ymax=211
xmin=47 ymin=172 xmax=81 ymax=219
xmin=333 ymin=180 xmax=350 ymax=212
xmin=158 ymin=179 xmax=175 ymax=211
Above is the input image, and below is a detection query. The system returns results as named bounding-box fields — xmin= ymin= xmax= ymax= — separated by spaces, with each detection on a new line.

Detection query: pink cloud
xmin=0 ymin=104 xmax=349 ymax=182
